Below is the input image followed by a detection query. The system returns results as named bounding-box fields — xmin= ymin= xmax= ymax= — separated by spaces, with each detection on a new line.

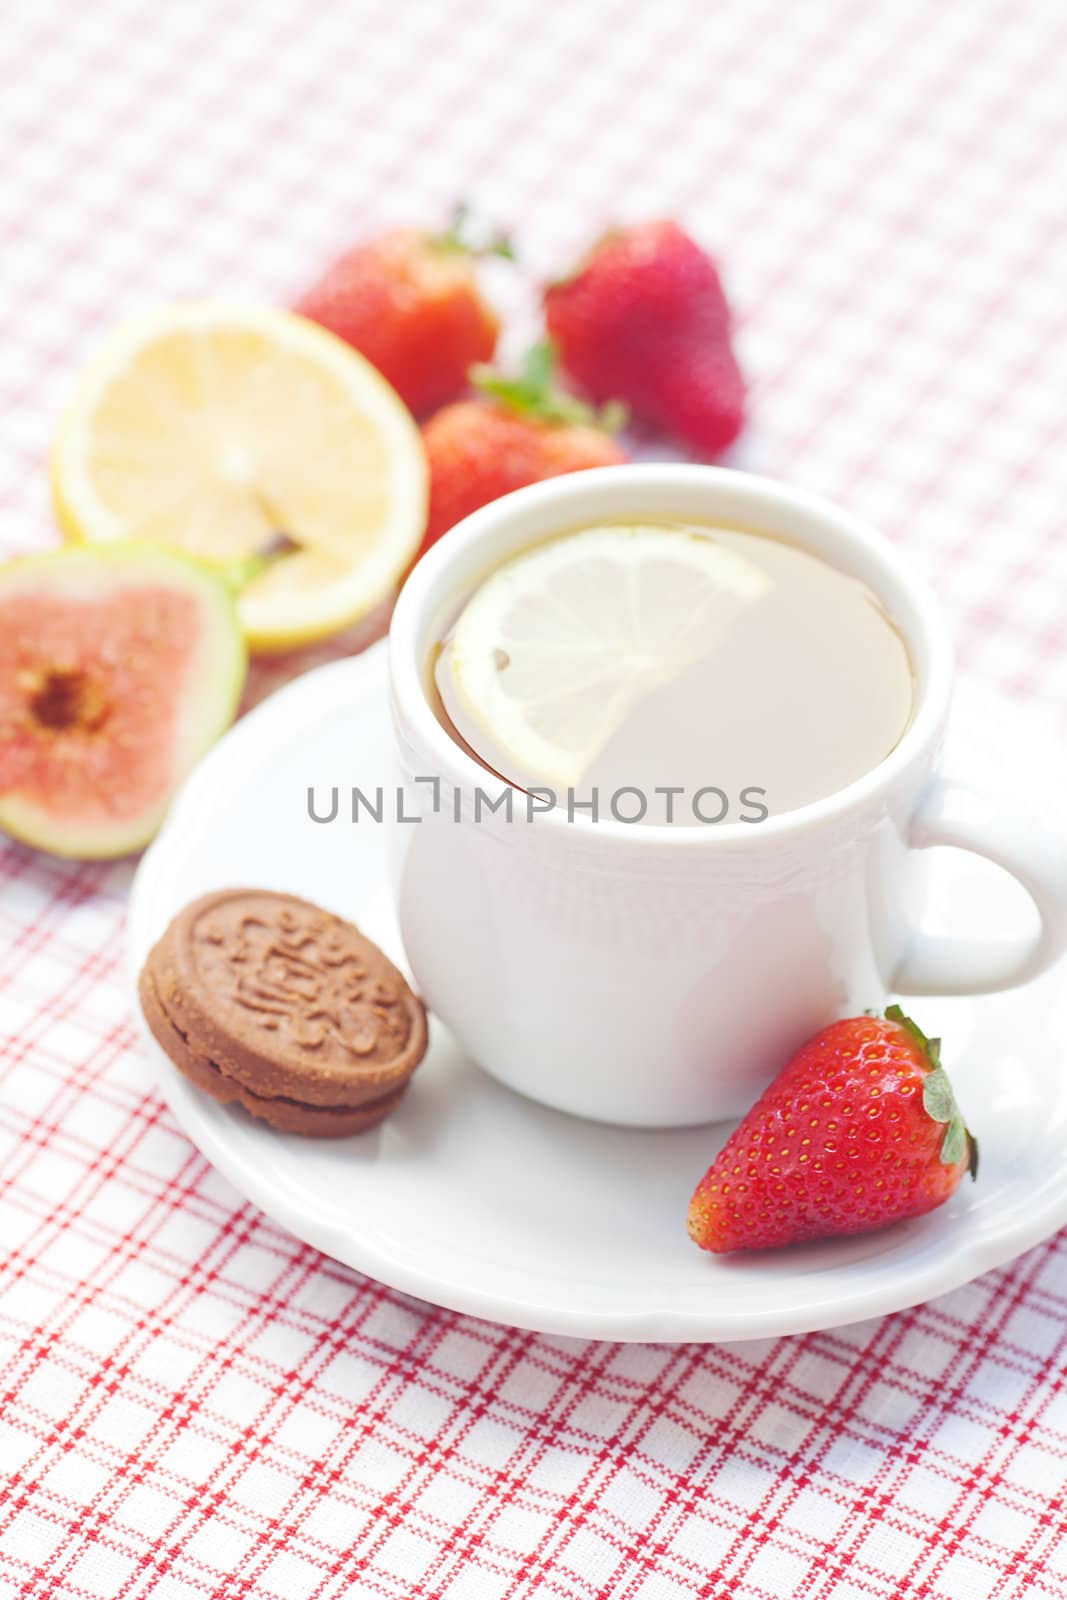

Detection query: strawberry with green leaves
xmin=295 ymin=208 xmax=510 ymax=417
xmin=416 ymin=341 xmax=627 ymax=557
xmin=688 ymin=1007 xmax=977 ymax=1253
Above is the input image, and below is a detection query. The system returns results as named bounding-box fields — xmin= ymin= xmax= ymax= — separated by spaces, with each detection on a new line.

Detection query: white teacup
xmin=388 ymin=465 xmax=1067 ymax=1128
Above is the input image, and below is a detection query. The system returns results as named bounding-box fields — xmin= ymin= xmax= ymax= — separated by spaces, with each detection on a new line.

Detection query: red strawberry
xmin=295 ymin=210 xmax=508 ymax=416
xmin=545 ymin=220 xmax=746 ymax=457
xmin=417 ymin=341 xmax=627 ymax=557
xmin=688 ymin=1007 xmax=977 ymax=1253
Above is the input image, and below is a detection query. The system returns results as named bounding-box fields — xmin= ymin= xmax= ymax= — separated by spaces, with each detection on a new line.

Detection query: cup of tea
xmin=388 ymin=465 xmax=1067 ymax=1127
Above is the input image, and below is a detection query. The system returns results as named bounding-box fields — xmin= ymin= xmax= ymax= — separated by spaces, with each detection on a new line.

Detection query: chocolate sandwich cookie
xmin=139 ymin=888 xmax=428 ymax=1136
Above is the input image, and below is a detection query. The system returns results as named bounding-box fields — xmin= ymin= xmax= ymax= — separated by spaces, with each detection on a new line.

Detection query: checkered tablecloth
xmin=3 ymin=2 xmax=1067 ymax=1596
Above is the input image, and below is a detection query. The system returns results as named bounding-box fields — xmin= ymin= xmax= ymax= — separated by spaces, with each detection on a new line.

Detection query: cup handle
xmin=893 ymin=775 xmax=1067 ymax=995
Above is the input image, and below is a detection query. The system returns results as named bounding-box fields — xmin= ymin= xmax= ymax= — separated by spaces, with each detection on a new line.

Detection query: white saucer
xmin=127 ymin=643 xmax=1067 ymax=1342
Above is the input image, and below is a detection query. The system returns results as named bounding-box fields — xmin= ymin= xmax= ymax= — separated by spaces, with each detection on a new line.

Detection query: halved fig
xmin=0 ymin=544 xmax=246 ymax=858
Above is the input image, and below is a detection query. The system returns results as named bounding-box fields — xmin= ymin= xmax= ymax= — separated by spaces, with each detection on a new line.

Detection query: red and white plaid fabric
xmin=3 ymin=3 xmax=1067 ymax=1595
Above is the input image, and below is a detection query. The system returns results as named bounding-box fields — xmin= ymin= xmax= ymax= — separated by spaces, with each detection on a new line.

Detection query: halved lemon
xmin=51 ymin=302 xmax=428 ymax=652
xmin=442 ymin=523 xmax=770 ymax=789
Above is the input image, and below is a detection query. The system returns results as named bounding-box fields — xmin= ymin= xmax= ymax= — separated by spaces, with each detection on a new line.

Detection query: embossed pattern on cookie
xmin=139 ymin=889 xmax=428 ymax=1134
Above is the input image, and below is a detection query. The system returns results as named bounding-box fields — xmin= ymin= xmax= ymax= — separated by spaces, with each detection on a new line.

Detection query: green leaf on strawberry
xmin=472 ymin=340 xmax=627 ymax=431
xmin=886 ymin=1005 xmax=978 ymax=1178
xmin=920 ymin=1067 xmax=954 ymax=1122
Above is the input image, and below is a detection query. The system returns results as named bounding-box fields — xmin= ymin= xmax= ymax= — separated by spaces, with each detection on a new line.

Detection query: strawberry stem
xmin=437 ymin=203 xmax=515 ymax=261
xmin=471 ymin=339 xmax=627 ymax=430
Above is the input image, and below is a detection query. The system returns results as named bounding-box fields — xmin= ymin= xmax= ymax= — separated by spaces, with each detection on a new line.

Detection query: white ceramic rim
xmin=390 ymin=465 xmax=954 ymax=847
